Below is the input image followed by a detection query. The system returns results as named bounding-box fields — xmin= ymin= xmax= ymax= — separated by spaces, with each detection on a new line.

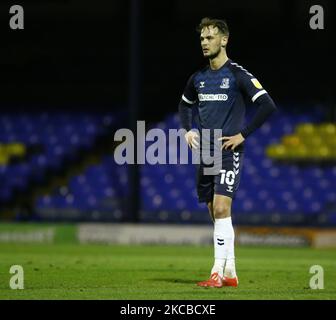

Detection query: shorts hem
xmin=213 ymin=190 xmax=235 ymax=199
xmin=197 ymin=196 xmax=213 ymax=204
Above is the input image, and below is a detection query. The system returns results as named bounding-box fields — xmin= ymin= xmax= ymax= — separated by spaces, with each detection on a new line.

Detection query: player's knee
xmin=213 ymin=204 xmax=231 ymax=219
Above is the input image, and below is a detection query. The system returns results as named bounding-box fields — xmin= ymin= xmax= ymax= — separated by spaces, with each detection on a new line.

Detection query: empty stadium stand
xmin=1 ymin=105 xmax=335 ymax=226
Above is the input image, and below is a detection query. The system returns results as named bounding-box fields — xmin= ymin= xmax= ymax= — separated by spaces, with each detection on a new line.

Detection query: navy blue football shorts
xmin=196 ymin=151 xmax=244 ymax=203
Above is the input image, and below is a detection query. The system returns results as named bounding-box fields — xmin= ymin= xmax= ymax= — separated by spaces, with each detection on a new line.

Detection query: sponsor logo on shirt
xmin=199 ymin=81 xmax=205 ymax=88
xmin=198 ymin=93 xmax=228 ymax=101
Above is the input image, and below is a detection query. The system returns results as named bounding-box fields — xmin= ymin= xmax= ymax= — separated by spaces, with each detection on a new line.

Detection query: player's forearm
xmin=178 ymin=100 xmax=193 ymax=131
xmin=241 ymin=94 xmax=277 ymax=138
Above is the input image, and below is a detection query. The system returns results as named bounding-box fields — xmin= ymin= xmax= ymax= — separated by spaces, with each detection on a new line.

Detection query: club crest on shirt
xmin=220 ymin=78 xmax=230 ymax=89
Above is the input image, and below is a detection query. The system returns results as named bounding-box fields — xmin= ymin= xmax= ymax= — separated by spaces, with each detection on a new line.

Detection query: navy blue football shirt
xmin=182 ymin=59 xmax=269 ymax=144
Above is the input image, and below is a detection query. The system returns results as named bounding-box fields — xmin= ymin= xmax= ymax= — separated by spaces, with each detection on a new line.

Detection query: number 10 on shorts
xmin=220 ymin=170 xmax=235 ymax=192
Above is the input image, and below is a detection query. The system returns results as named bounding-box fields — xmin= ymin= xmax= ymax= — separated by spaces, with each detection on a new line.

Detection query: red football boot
xmin=223 ymin=276 xmax=239 ymax=287
xmin=197 ymin=272 xmax=223 ymax=288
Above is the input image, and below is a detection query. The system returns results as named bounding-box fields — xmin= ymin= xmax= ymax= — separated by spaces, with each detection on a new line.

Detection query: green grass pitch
xmin=0 ymin=243 xmax=336 ymax=300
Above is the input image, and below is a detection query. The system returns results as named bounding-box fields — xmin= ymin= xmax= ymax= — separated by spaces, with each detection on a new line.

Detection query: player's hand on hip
xmin=218 ymin=133 xmax=245 ymax=151
xmin=185 ymin=130 xmax=199 ymax=149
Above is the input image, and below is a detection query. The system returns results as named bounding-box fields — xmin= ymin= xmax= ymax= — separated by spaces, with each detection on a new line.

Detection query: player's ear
xmin=221 ymin=35 xmax=229 ymax=47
